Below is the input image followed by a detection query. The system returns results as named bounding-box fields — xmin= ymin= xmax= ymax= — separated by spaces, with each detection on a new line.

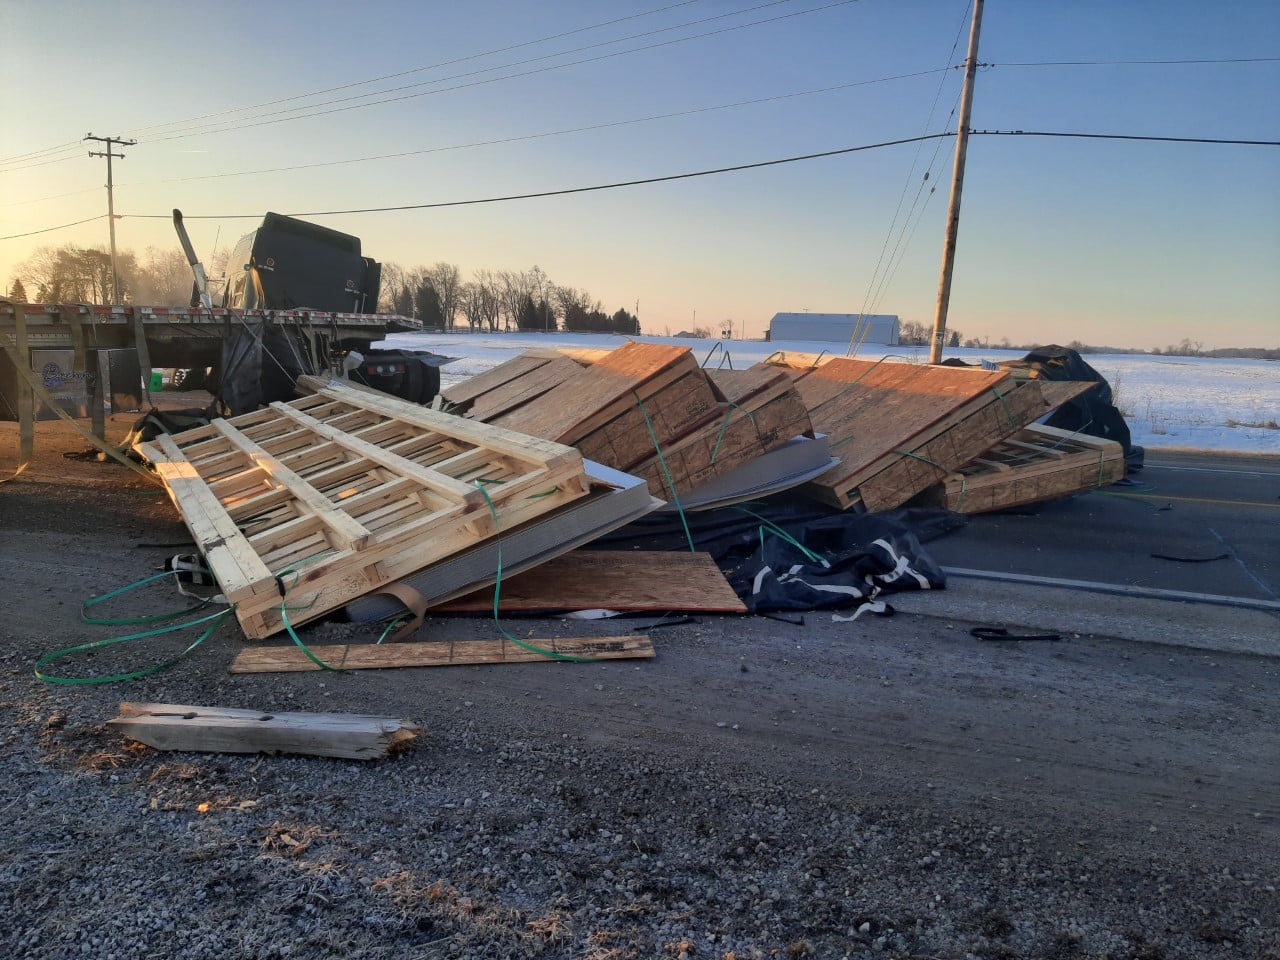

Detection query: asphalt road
xmin=893 ymin=449 xmax=1280 ymax=657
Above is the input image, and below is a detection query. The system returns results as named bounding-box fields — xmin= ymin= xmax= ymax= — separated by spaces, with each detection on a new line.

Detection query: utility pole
xmin=929 ymin=0 xmax=983 ymax=365
xmin=85 ymin=134 xmax=136 ymax=304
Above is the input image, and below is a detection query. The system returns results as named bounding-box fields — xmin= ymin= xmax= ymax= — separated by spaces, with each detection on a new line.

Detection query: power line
xmin=124 ymin=1 xmax=707 ymax=136
xmin=0 ymin=215 xmax=106 ymax=241
xmin=989 ymin=56 xmax=1280 ymax=67
xmin=0 ymin=140 xmax=83 ymax=167
xmin=856 ymin=0 xmax=971 ymax=329
xmin=127 ymin=134 xmax=954 ymax=220
xmin=8 ymin=127 xmax=1273 ymax=241
xmin=973 ymin=130 xmax=1280 ymax=146
xmin=139 ymin=1 xmax=861 ymax=144
xmin=0 ymin=153 xmax=81 ymax=174
xmin=121 ymin=70 xmax=945 ymax=188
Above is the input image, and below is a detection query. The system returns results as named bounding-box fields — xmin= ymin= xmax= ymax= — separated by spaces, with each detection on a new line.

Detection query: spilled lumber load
xmin=911 ymin=422 xmax=1126 ymax=514
xmin=764 ymin=356 xmax=1049 ymax=512
xmin=138 ymin=378 xmax=593 ymax=639
xmin=446 ymin=343 xmax=813 ymax=502
xmin=632 ymin=366 xmax=813 ymax=501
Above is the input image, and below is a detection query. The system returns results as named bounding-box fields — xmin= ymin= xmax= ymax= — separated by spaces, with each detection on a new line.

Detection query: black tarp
xmin=999 ymin=345 xmax=1144 ymax=471
xmin=593 ymin=500 xmax=964 ymax=616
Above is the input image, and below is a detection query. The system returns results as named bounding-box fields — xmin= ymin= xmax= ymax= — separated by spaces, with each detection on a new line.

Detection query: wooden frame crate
xmin=139 ymin=379 xmax=592 ymax=639
xmin=914 ymin=422 xmax=1125 ymax=514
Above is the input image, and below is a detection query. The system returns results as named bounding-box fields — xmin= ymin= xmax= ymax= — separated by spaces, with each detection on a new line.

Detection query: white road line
xmin=942 ymin=566 xmax=1280 ymax=613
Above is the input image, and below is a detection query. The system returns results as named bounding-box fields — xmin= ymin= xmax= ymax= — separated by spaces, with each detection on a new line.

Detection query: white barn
xmin=767 ymin=313 xmax=900 ymax=346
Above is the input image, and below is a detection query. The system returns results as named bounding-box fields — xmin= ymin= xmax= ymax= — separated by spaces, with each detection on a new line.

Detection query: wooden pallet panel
xmin=229 ymin=635 xmax=656 ymax=673
xmin=488 ymin=342 xmax=699 ymax=445
xmin=435 ymin=550 xmax=746 ymax=613
xmin=140 ymin=379 xmax=593 ymax=639
xmin=914 ymin=423 xmax=1126 ymax=514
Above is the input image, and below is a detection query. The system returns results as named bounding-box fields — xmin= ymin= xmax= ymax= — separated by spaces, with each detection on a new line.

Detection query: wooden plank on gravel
xmin=108 ymin=702 xmax=421 ymax=759
xmin=229 ymin=635 xmax=656 ymax=673
xmin=435 ymin=550 xmax=746 ymax=613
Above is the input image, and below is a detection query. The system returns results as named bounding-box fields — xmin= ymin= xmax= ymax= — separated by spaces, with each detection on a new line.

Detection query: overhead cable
xmin=127 ymin=134 xmax=954 ymax=220
xmin=139 ymin=0 xmax=861 ymax=144
xmin=0 ymin=215 xmax=107 ymax=241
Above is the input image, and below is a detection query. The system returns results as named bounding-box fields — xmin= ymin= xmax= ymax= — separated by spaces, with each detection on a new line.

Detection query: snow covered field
xmin=382 ymin=331 xmax=1280 ymax=456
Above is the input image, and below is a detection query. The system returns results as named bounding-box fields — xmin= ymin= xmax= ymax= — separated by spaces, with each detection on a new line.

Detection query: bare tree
xmin=471 ymin=270 xmax=504 ymax=332
xmin=427 ymin=262 xmax=461 ymax=330
xmin=457 ymin=281 xmax=484 ymax=332
xmin=133 ymin=247 xmax=195 ymax=307
xmin=15 ymin=244 xmax=136 ymax=303
xmin=379 ymin=262 xmax=413 ymax=316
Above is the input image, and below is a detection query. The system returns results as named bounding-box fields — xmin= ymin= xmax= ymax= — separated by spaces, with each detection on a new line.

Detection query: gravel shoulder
xmin=1 ymin=413 xmax=1277 ymax=960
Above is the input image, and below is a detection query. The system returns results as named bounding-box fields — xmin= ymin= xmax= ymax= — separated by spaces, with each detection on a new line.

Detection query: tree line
xmin=6 ymin=244 xmax=640 ymax=336
xmin=380 ymin=262 xmax=638 ymax=335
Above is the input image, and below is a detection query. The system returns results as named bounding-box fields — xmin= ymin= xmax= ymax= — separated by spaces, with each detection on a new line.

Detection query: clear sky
xmin=2 ymin=0 xmax=1277 ymax=349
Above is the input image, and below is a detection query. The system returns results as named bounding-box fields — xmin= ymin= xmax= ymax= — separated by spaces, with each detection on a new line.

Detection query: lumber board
xmin=631 ymin=389 xmax=813 ymax=499
xmin=138 ymin=378 xmax=593 ymax=639
xmin=435 ymin=550 xmax=746 ymax=613
xmin=708 ymin=366 xmax=796 ymax=407
xmin=489 ymin=343 xmax=699 ymax=445
xmin=791 ymin=358 xmax=1048 ymax=510
xmin=914 ymin=423 xmax=1125 ymax=514
xmin=229 ymin=635 xmax=656 ymax=673
xmin=441 ymin=353 xmax=567 ymax=406
xmin=464 ymin=354 xmax=584 ymax=421
xmin=1033 ymin=380 xmax=1097 ymax=412
xmin=844 ymin=379 xmax=1049 ymax=512
xmin=573 ymin=369 xmax=722 ymax=471
xmin=108 ymin=702 xmax=421 ymax=759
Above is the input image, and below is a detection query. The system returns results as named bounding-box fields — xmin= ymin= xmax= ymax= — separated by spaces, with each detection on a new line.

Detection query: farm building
xmin=767 ymin=313 xmax=900 ymax=345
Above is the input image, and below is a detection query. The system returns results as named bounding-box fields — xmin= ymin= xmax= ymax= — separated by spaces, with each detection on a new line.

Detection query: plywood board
xmin=914 ymin=423 xmax=1126 ymax=514
xmin=435 ymin=550 xmax=746 ymax=613
xmin=230 ymin=635 xmax=656 ymax=673
xmin=139 ymin=378 xmax=593 ymax=639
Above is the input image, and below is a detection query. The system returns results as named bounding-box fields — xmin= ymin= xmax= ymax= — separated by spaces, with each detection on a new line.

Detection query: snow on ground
xmin=381 ymin=331 xmax=1280 ymax=456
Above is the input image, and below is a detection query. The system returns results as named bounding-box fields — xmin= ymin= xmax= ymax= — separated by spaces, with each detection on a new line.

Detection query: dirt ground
xmin=1 ymin=409 xmax=1277 ymax=959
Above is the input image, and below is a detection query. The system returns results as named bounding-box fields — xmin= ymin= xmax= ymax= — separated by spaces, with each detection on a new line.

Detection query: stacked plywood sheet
xmin=763 ymin=356 xmax=1050 ymax=512
xmin=912 ymin=422 xmax=1126 ymax=514
xmin=139 ymin=379 xmax=595 ymax=639
xmin=446 ymin=343 xmax=814 ymax=502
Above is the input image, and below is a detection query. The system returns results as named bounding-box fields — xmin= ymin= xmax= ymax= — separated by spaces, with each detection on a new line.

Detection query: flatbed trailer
xmin=0 ymin=299 xmax=424 ymax=444
xmin=0 ymin=300 xmax=420 ymax=370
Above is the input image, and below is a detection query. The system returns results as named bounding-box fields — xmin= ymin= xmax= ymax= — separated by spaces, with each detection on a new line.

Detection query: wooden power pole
xmin=929 ymin=0 xmax=983 ymax=364
xmin=85 ymin=133 xmax=136 ymax=304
